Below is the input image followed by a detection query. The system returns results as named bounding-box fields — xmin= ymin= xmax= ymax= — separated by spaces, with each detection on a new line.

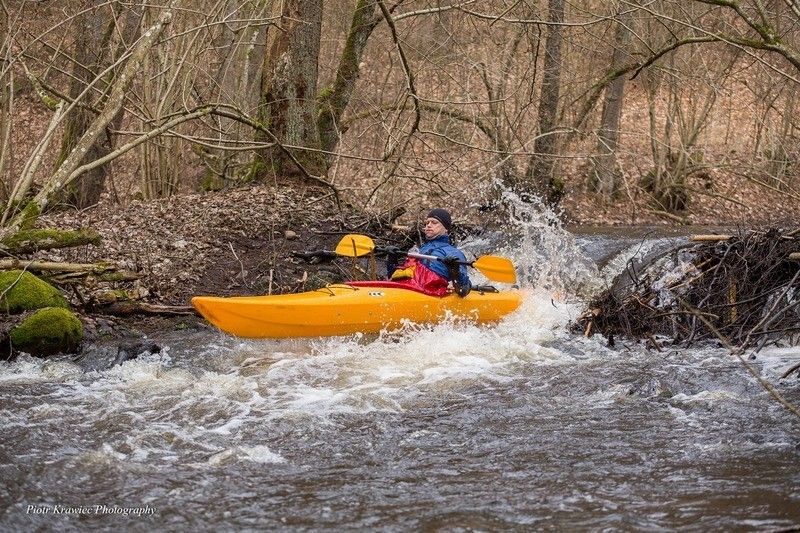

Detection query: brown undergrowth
xmin=34 ymin=184 xmax=395 ymax=306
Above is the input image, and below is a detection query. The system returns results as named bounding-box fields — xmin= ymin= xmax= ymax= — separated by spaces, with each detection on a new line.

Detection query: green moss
xmin=10 ymin=307 xmax=83 ymax=356
xmin=0 ymin=270 xmax=68 ymax=313
xmin=18 ymin=201 xmax=41 ymax=230
xmin=1 ymin=228 xmax=101 ymax=253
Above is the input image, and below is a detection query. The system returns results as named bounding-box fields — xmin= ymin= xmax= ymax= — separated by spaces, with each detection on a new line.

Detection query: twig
xmin=780 ymin=360 xmax=800 ymax=380
xmin=228 ymin=242 xmax=248 ymax=287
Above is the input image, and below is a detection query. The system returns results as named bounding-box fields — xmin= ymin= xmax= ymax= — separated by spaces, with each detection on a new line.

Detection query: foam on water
xmin=754 ymin=346 xmax=800 ymax=378
xmin=0 ymin=354 xmax=83 ymax=384
xmin=207 ymin=445 xmax=286 ymax=466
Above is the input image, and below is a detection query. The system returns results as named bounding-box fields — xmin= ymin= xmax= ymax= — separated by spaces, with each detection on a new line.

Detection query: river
xmin=1 ymin=224 xmax=799 ymax=531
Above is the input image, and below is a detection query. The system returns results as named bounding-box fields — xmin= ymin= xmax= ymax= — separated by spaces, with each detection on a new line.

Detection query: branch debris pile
xmin=582 ymin=228 xmax=800 ymax=351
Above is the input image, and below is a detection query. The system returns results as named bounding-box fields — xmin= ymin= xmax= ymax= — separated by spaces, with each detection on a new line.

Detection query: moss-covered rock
xmin=0 ymin=270 xmax=68 ymax=313
xmin=9 ymin=307 xmax=83 ymax=356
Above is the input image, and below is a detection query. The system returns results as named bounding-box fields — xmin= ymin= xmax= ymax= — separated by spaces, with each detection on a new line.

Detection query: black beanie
xmin=427 ymin=208 xmax=452 ymax=231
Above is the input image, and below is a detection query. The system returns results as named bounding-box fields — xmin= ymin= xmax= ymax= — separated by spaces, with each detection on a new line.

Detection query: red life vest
xmin=389 ymin=257 xmax=448 ymax=296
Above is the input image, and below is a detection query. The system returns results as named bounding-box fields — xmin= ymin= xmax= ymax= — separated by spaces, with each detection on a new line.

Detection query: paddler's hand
xmin=385 ymin=246 xmax=403 ymax=262
xmin=443 ymin=255 xmax=461 ymax=281
xmin=443 ymin=256 xmax=470 ymax=297
xmin=454 ymin=281 xmax=471 ymax=297
xmin=384 ymin=246 xmax=404 ymax=279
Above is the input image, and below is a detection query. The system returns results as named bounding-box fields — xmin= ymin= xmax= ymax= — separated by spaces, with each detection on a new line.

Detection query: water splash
xmin=492 ymin=186 xmax=601 ymax=298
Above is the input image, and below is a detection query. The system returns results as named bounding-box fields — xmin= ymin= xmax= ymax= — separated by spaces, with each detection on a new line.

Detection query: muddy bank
xmin=36 ymin=185 xmax=399 ymax=306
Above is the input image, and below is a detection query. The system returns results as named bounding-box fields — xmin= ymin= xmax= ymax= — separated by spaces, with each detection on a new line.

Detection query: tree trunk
xmin=57 ymin=1 xmax=140 ymax=208
xmin=589 ymin=7 xmax=632 ymax=199
xmin=0 ymin=6 xmax=13 ymax=205
xmin=56 ymin=0 xmax=112 ymax=209
xmin=525 ymin=0 xmax=565 ymax=205
xmin=317 ymin=0 xmax=382 ymax=156
xmin=255 ymin=0 xmax=325 ymax=179
xmin=201 ymin=0 xmax=268 ymax=186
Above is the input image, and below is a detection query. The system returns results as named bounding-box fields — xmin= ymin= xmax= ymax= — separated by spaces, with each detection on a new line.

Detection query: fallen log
xmin=0 ymin=228 xmax=100 ymax=254
xmin=0 ymin=258 xmax=135 ymax=276
xmin=99 ymin=301 xmax=195 ymax=316
xmin=49 ymin=270 xmax=140 ymax=283
xmin=690 ymin=234 xmax=732 ymax=242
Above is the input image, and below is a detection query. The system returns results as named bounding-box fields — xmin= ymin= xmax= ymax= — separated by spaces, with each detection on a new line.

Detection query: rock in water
xmin=112 ymin=342 xmax=161 ymax=367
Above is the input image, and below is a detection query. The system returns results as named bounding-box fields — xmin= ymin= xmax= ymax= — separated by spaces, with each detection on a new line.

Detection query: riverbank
xmin=36 ymin=185 xmax=358 ymax=306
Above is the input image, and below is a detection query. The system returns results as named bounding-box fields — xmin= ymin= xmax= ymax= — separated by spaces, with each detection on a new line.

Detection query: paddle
xmin=334 ymin=234 xmax=517 ymax=284
xmin=334 ymin=234 xmax=375 ymax=257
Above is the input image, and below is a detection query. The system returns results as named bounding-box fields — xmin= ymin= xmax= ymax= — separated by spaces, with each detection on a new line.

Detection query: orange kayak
xmin=191 ymin=281 xmax=522 ymax=339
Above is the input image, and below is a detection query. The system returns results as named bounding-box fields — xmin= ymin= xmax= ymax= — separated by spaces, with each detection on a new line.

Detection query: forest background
xmin=3 ymin=0 xmax=800 ymax=247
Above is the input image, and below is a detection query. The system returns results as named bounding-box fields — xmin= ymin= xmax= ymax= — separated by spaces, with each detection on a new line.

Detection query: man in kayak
xmin=386 ymin=208 xmax=472 ymax=297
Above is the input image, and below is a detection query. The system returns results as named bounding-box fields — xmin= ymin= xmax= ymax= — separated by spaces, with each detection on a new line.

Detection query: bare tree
xmin=56 ymin=1 xmax=142 ymax=208
xmin=2 ymin=10 xmax=174 ymax=233
xmin=255 ymin=0 xmax=326 ymax=180
xmin=317 ymin=0 xmax=383 ymax=156
xmin=5 ymin=0 xmax=800 ymax=233
xmin=749 ymin=63 xmax=800 ymax=192
xmin=199 ymin=0 xmax=270 ymax=188
xmin=588 ymin=5 xmax=632 ymax=200
xmin=0 ymin=1 xmax=11 ymax=204
xmin=641 ymin=46 xmax=735 ymax=213
xmin=524 ymin=0 xmax=565 ymax=205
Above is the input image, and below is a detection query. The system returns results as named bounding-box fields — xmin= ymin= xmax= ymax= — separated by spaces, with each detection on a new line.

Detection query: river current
xmin=1 ymin=224 xmax=799 ymax=531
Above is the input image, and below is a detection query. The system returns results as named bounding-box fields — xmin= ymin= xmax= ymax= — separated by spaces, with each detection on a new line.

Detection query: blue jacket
xmin=386 ymin=235 xmax=471 ymax=289
xmin=417 ymin=235 xmax=470 ymax=287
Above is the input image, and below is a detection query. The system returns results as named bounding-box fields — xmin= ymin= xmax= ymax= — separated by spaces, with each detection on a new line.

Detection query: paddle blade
xmin=335 ymin=234 xmax=375 ymax=257
xmin=472 ymin=255 xmax=517 ymax=283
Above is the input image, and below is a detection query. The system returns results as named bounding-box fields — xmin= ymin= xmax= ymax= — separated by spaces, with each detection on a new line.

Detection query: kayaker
xmin=386 ymin=208 xmax=472 ymax=297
